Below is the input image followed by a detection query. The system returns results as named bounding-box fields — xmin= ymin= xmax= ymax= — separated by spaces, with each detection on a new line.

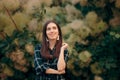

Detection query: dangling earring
xmin=46 ymin=38 xmax=49 ymax=41
xmin=57 ymin=35 xmax=59 ymax=40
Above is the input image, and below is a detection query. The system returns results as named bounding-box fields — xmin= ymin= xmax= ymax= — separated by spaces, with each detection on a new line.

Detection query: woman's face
xmin=46 ymin=22 xmax=59 ymax=40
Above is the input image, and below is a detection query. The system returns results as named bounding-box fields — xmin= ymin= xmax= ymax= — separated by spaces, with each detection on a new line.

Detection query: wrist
xmin=61 ymin=47 xmax=64 ymax=51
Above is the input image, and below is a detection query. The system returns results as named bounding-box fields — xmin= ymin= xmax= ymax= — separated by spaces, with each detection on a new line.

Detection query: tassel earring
xmin=57 ymin=35 xmax=59 ymax=40
xmin=46 ymin=38 xmax=49 ymax=41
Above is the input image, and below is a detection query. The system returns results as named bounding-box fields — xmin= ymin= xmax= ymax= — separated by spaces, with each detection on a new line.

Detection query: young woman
xmin=34 ymin=20 xmax=69 ymax=80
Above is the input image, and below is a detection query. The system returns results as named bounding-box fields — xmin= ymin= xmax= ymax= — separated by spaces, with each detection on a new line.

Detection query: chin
xmin=49 ymin=38 xmax=57 ymax=40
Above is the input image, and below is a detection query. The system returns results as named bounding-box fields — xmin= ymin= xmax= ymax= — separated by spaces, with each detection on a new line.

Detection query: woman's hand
xmin=61 ymin=43 xmax=68 ymax=50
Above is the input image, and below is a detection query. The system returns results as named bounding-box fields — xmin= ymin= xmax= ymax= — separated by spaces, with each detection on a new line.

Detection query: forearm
xmin=45 ymin=68 xmax=59 ymax=74
xmin=45 ymin=68 xmax=65 ymax=74
xmin=57 ymin=48 xmax=66 ymax=71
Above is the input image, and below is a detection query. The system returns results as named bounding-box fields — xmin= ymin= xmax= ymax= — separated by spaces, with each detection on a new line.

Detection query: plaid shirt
xmin=34 ymin=44 xmax=69 ymax=80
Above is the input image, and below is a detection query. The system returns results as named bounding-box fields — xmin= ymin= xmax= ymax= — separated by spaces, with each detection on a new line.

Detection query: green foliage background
xmin=0 ymin=0 xmax=120 ymax=80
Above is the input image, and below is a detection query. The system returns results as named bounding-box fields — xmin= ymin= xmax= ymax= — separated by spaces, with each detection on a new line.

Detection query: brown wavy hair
xmin=41 ymin=20 xmax=62 ymax=59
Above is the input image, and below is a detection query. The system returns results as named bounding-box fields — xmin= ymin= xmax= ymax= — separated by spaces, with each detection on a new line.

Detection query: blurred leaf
xmin=0 ymin=57 xmax=12 ymax=64
xmin=54 ymin=13 xmax=66 ymax=25
xmin=0 ymin=41 xmax=8 ymax=49
xmin=18 ymin=39 xmax=26 ymax=47
xmin=26 ymin=37 xmax=35 ymax=43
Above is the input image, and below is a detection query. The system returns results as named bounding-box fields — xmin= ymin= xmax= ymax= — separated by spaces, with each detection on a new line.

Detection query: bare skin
xmin=57 ymin=43 xmax=68 ymax=71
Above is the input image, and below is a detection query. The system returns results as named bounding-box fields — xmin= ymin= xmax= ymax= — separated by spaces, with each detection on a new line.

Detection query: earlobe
xmin=46 ymin=38 xmax=49 ymax=41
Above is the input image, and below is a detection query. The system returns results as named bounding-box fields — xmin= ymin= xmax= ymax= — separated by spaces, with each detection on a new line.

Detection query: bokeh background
xmin=0 ymin=0 xmax=120 ymax=80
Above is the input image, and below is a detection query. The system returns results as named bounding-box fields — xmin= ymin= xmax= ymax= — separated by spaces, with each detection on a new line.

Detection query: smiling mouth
xmin=49 ymin=33 xmax=56 ymax=36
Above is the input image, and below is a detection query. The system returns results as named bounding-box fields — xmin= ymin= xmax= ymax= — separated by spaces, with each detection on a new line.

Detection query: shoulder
xmin=35 ymin=44 xmax=41 ymax=50
xmin=34 ymin=44 xmax=42 ymax=57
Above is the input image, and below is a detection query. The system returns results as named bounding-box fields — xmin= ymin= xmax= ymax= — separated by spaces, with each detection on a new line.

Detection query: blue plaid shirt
xmin=34 ymin=44 xmax=69 ymax=80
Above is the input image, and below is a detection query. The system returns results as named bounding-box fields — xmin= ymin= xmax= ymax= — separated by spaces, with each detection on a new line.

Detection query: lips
xmin=48 ymin=34 xmax=57 ymax=39
xmin=49 ymin=33 xmax=56 ymax=36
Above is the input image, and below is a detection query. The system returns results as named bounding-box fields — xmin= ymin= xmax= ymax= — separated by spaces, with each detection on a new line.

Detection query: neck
xmin=49 ymin=39 xmax=57 ymax=50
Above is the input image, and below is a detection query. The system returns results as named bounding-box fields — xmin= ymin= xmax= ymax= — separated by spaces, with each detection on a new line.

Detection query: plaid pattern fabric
xmin=34 ymin=44 xmax=69 ymax=80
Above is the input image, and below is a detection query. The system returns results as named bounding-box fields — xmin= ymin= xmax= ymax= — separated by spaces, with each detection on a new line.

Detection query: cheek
xmin=56 ymin=31 xmax=59 ymax=34
xmin=46 ymin=31 xmax=49 ymax=37
xmin=56 ymin=30 xmax=59 ymax=35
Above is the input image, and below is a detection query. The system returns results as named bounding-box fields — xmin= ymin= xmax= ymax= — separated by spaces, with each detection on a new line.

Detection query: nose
xmin=50 ymin=29 xmax=54 ymax=33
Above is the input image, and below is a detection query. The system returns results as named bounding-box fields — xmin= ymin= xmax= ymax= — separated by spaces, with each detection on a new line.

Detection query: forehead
xmin=47 ymin=22 xmax=57 ymax=28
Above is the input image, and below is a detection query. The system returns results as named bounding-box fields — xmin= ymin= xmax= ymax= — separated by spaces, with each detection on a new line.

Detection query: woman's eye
xmin=47 ymin=26 xmax=57 ymax=31
xmin=53 ymin=26 xmax=57 ymax=30
xmin=47 ymin=28 xmax=51 ymax=31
